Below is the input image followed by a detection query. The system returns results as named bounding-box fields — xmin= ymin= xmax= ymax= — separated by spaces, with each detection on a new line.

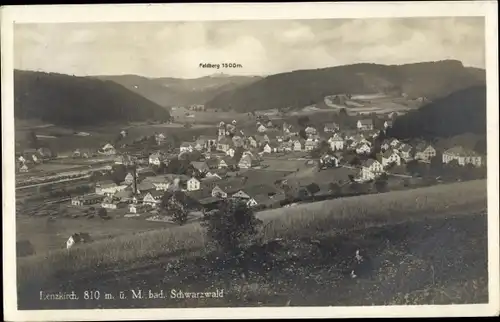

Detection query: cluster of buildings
xmin=32 ymin=113 xmax=483 ymax=220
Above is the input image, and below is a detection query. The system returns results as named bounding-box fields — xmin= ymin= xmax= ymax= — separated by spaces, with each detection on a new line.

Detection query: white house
xmin=415 ymin=143 xmax=436 ymax=162
xmin=142 ymin=191 xmax=163 ymax=208
xmin=355 ymin=142 xmax=372 ymax=155
xmin=186 ymin=177 xmax=201 ymax=191
xmin=149 ymin=153 xmax=162 ymax=166
xmin=19 ymin=164 xmax=29 ymax=173
xmin=362 ymin=159 xmax=384 ymax=174
xmin=442 ymin=146 xmax=483 ymax=167
xmin=257 ymin=124 xmax=267 ymax=133
xmin=293 ymin=140 xmax=303 ymax=151
xmin=328 ymin=133 xmax=345 ymax=151
xmin=358 ymin=167 xmax=376 ymax=182
xmin=381 ymin=149 xmax=401 ymax=167
xmin=124 ymin=172 xmax=135 ymax=185
xmin=226 ymin=148 xmax=235 ymax=158
xmin=357 ymin=119 xmax=374 ymax=131
xmin=383 ymin=120 xmax=393 ymax=129
xmin=304 ymin=138 xmax=319 ymax=151
xmin=212 ymin=185 xmax=228 ymax=198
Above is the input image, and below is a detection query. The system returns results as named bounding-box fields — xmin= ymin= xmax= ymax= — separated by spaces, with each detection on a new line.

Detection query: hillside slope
xmin=14 ymin=70 xmax=171 ymax=127
xmin=386 ymin=85 xmax=486 ymax=140
xmin=205 ymin=60 xmax=485 ymax=112
xmin=96 ymin=74 xmax=262 ymax=107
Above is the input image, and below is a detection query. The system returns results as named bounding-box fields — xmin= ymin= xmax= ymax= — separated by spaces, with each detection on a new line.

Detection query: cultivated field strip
xmin=17 ymin=180 xmax=487 ymax=289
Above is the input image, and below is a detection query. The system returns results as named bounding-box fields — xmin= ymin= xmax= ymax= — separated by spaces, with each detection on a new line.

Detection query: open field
xmin=17 ymin=180 xmax=487 ymax=308
xmin=169 ymin=109 xmax=253 ymax=125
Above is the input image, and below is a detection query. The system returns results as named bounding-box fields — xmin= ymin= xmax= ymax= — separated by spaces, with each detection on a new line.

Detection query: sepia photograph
xmin=2 ymin=2 xmax=499 ymax=320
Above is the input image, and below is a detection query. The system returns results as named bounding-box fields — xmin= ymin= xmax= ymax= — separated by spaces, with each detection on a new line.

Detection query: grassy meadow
xmin=16 ymin=180 xmax=488 ymax=308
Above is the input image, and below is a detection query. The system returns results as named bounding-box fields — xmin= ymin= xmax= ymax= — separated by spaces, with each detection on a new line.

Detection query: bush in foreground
xmin=201 ymin=199 xmax=263 ymax=253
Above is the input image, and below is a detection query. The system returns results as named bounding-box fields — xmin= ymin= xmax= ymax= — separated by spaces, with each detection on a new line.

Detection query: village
xmin=15 ymin=109 xmax=486 ymax=251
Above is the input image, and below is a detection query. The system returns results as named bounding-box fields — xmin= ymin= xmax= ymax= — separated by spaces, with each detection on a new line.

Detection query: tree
xmin=110 ymin=164 xmax=127 ymax=185
xmin=162 ymin=191 xmax=189 ymax=225
xmin=306 ymin=183 xmax=320 ymax=198
xmin=298 ymin=129 xmax=307 ymax=140
xmin=201 ymin=199 xmax=262 ymax=252
xmin=297 ymin=116 xmax=310 ymax=128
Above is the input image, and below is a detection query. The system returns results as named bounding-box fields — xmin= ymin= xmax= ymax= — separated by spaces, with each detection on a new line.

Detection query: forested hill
xmin=204 ymin=60 xmax=486 ymax=112
xmin=14 ymin=70 xmax=171 ymax=127
xmin=96 ymin=74 xmax=262 ymax=107
xmin=386 ymin=85 xmax=487 ymax=140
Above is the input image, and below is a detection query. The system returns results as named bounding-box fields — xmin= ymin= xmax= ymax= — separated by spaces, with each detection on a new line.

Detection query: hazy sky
xmin=14 ymin=17 xmax=485 ymax=79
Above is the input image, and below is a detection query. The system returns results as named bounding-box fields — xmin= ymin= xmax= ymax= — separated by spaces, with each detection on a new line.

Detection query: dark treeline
xmin=14 ymin=70 xmax=171 ymax=127
xmin=387 ymin=86 xmax=487 ymax=141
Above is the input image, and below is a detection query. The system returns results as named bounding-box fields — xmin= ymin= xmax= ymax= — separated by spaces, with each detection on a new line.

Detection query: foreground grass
xmin=17 ymin=180 xmax=487 ymax=305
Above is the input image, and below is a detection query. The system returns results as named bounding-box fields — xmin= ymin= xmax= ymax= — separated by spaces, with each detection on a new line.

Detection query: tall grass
xmin=17 ymin=180 xmax=486 ymax=290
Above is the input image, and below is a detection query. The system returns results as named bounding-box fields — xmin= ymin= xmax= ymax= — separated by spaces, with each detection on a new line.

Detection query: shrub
xmin=201 ymin=199 xmax=263 ymax=253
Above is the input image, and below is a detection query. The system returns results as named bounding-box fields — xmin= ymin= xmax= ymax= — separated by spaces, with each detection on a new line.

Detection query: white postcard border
xmin=2 ymin=1 xmax=499 ymax=320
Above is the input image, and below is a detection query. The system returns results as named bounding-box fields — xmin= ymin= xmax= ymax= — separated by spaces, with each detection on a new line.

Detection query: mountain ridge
xmin=14 ymin=70 xmax=171 ymax=127
xmin=204 ymin=60 xmax=486 ymax=113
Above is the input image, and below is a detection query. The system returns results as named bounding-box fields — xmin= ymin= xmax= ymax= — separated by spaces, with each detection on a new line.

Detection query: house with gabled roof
xmin=293 ymin=139 xmax=304 ymax=151
xmin=414 ymin=143 xmax=436 ymax=162
xmin=362 ymin=159 xmax=384 ymax=174
xmin=357 ymin=119 xmax=374 ymax=131
xmin=238 ymin=154 xmax=260 ymax=169
xmin=381 ymin=149 xmax=402 ymax=167
xmin=218 ymin=157 xmax=236 ymax=169
xmin=263 ymin=141 xmax=278 ymax=154
xmin=304 ymin=138 xmax=319 ymax=151
xmin=398 ymin=144 xmax=413 ymax=161
xmin=123 ymin=172 xmax=135 ymax=185
xmin=355 ymin=142 xmax=372 ymax=155
xmin=142 ymin=190 xmax=163 ymax=208
xmin=328 ymin=133 xmax=345 ymax=151
xmin=186 ymin=177 xmax=201 ymax=191
xmin=257 ymin=124 xmax=267 ymax=133
xmin=19 ymin=163 xmax=29 ymax=173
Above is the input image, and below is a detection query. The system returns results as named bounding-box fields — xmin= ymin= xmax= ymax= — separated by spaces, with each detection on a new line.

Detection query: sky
xmin=14 ymin=17 xmax=485 ymax=79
